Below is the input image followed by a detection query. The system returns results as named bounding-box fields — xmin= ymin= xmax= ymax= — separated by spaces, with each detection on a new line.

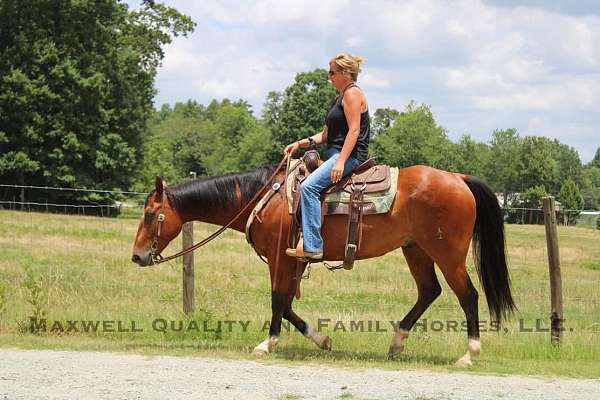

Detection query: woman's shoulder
xmin=343 ymin=86 xmax=364 ymax=99
xmin=342 ymin=85 xmax=367 ymax=107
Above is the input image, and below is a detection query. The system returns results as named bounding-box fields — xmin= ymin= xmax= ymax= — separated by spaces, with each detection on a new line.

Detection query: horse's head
xmin=131 ymin=176 xmax=184 ymax=266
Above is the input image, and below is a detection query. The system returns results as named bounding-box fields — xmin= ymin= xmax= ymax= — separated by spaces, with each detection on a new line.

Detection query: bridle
xmin=148 ymin=154 xmax=291 ymax=265
xmin=149 ymin=201 xmax=167 ymax=264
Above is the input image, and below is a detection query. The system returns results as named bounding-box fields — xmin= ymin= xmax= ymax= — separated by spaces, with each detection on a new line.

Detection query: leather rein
xmin=149 ymin=154 xmax=291 ymax=265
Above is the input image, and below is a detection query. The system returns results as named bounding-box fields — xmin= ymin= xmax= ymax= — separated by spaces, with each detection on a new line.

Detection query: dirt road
xmin=0 ymin=349 xmax=598 ymax=399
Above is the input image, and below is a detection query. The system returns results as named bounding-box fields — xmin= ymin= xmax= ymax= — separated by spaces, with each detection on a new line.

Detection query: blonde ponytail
xmin=331 ymin=52 xmax=365 ymax=82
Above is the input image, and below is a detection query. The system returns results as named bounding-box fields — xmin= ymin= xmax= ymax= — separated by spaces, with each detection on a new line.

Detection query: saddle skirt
xmin=285 ymin=159 xmax=398 ymax=216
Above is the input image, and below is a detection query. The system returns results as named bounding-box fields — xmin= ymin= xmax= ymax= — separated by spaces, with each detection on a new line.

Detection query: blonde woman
xmin=284 ymin=53 xmax=370 ymax=261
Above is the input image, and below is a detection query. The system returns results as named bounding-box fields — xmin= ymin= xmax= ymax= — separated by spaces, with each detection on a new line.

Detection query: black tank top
xmin=325 ymin=85 xmax=370 ymax=163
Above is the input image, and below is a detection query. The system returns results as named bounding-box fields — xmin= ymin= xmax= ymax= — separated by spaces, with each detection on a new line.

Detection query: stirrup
xmin=343 ymin=244 xmax=357 ymax=270
xmin=285 ymin=238 xmax=322 ymax=261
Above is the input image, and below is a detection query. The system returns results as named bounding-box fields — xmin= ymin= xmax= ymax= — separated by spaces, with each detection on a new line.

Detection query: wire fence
xmin=1 ymin=182 xmax=598 ymax=336
xmin=0 ymin=183 xmax=147 ymax=217
xmin=1 ymin=183 xmax=598 ymax=226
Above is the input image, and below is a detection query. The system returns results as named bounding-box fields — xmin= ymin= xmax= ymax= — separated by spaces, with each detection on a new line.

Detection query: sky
xmin=126 ymin=0 xmax=600 ymax=162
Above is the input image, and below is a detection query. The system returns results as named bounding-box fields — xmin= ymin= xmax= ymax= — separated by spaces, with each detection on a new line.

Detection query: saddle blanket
xmin=284 ymin=159 xmax=398 ymax=215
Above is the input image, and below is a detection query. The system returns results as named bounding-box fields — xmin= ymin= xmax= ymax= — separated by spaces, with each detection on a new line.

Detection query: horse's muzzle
xmin=131 ymin=252 xmax=153 ymax=267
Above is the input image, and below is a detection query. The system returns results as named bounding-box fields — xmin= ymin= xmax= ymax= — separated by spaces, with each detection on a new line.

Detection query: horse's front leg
xmin=253 ymin=291 xmax=332 ymax=355
xmin=253 ymin=290 xmax=284 ymax=355
xmin=253 ymin=256 xmax=296 ymax=356
xmin=253 ymin=259 xmax=331 ymax=355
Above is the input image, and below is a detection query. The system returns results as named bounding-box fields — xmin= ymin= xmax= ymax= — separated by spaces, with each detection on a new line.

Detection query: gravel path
xmin=0 ymin=349 xmax=598 ymax=399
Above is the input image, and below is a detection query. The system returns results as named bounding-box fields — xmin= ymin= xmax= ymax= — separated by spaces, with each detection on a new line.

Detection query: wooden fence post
xmin=542 ymin=196 xmax=563 ymax=345
xmin=182 ymin=171 xmax=196 ymax=314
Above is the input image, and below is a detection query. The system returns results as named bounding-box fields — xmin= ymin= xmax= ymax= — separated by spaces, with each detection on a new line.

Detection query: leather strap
xmin=151 ymin=154 xmax=290 ymax=264
xmin=343 ymin=185 xmax=365 ymax=269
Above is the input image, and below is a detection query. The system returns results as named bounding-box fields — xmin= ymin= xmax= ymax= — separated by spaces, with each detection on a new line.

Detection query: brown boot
xmin=285 ymin=238 xmax=322 ymax=261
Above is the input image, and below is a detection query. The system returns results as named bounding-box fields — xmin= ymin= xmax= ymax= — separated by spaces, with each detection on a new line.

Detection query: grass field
xmin=0 ymin=209 xmax=599 ymax=378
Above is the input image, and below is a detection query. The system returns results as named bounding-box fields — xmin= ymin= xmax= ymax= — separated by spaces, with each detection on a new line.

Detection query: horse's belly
xmin=321 ymin=211 xmax=408 ymax=261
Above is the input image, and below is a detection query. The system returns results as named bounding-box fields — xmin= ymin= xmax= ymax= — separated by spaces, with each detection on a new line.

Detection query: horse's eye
xmin=144 ymin=212 xmax=154 ymax=223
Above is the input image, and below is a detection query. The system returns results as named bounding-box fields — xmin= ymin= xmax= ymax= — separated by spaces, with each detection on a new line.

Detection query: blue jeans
xmin=300 ymin=148 xmax=361 ymax=252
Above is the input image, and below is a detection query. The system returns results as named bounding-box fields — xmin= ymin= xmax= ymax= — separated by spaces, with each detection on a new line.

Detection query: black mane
xmin=165 ymin=166 xmax=276 ymax=212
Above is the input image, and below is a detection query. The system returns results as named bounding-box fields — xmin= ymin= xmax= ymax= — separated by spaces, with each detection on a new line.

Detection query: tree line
xmin=1 ymin=1 xmax=599 ymax=217
xmin=139 ymin=92 xmax=600 ymax=215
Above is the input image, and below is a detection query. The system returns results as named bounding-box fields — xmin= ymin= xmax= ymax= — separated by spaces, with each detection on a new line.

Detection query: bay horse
xmin=131 ymin=163 xmax=515 ymax=366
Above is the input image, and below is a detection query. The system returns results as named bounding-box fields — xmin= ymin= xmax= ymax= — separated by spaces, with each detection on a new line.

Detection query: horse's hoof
xmin=253 ymin=337 xmax=278 ymax=356
xmin=253 ymin=347 xmax=269 ymax=356
xmin=253 ymin=341 xmax=271 ymax=356
xmin=387 ymin=344 xmax=404 ymax=359
xmin=321 ymin=336 xmax=332 ymax=351
xmin=455 ymin=356 xmax=472 ymax=367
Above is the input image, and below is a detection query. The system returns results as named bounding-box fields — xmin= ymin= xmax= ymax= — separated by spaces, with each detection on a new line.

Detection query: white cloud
xmin=144 ymin=0 xmax=600 ymax=161
xmin=360 ymin=71 xmax=390 ymax=90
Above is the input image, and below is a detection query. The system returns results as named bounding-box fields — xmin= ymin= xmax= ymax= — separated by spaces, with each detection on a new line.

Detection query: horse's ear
xmin=155 ymin=176 xmax=165 ymax=196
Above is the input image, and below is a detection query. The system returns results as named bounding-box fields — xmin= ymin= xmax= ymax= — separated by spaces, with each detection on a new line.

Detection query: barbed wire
xmin=1 ymin=183 xmax=597 ymax=214
xmin=0 ymin=200 xmax=140 ymax=209
xmin=1 ymin=182 xmax=597 ymax=326
xmin=504 ymin=207 xmax=596 ymax=213
xmin=0 ymin=183 xmax=148 ymax=196
xmin=0 ymin=202 xmax=593 ymax=215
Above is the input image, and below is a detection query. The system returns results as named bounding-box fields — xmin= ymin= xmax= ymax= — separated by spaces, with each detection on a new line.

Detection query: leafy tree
xmin=550 ymin=139 xmax=582 ymax=191
xmin=0 ymin=0 xmax=194 ymax=204
xmin=518 ymin=136 xmax=559 ymax=194
xmin=590 ymin=147 xmax=600 ymax=169
xmin=559 ymin=177 xmax=584 ymax=224
xmin=370 ymin=101 xmax=455 ymax=170
xmin=523 ymin=185 xmax=547 ymax=207
xmin=371 ymin=107 xmax=400 ymax=138
xmin=236 ymin=123 xmax=273 ymax=170
xmin=522 ymin=185 xmax=547 ymax=224
xmin=263 ymin=69 xmax=336 ymax=161
xmin=136 ymin=99 xmax=271 ymax=187
xmin=484 ymin=129 xmax=522 ymax=206
xmin=198 ymin=99 xmax=269 ymax=175
xmin=453 ymin=134 xmax=491 ymax=177
xmin=134 ymin=109 xmax=206 ymax=192
xmin=581 ymin=166 xmax=600 ymax=210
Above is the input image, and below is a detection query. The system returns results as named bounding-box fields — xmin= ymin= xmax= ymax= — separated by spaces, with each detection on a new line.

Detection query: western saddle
xmin=289 ymin=151 xmax=392 ymax=270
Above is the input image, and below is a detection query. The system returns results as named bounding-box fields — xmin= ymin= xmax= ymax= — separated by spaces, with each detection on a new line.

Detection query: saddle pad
xmin=285 ymin=161 xmax=398 ymax=215
xmin=323 ymin=167 xmax=398 ymax=215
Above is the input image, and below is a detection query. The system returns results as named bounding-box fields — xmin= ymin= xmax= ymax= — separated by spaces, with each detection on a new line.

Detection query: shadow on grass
xmin=6 ymin=332 xmax=456 ymax=367
xmin=115 ymin=340 xmax=456 ymax=366
xmin=274 ymin=345 xmax=456 ymax=366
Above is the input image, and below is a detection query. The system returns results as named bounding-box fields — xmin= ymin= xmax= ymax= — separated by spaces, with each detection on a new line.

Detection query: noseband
xmin=150 ymin=196 xmax=167 ymax=265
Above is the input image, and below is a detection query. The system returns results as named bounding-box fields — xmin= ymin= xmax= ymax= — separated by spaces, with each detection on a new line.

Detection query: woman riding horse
xmin=284 ymin=52 xmax=369 ymax=262
xmin=131 ymin=54 xmax=515 ymax=366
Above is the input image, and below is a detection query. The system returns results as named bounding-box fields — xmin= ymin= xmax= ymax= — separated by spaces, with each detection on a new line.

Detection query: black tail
xmin=463 ymin=176 xmax=516 ymax=323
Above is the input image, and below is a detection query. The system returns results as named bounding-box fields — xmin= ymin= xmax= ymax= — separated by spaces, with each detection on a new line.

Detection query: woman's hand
xmin=283 ymin=141 xmax=300 ymax=155
xmin=331 ymin=158 xmax=345 ymax=183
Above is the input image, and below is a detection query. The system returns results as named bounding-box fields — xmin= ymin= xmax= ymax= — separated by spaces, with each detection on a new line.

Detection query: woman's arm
xmin=330 ymin=88 xmax=362 ymax=182
xmin=338 ymin=88 xmax=362 ymax=163
xmin=312 ymin=126 xmax=327 ymax=145
xmin=283 ymin=127 xmax=328 ymax=154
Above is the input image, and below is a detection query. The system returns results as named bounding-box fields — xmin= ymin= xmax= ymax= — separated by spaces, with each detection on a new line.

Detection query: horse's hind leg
xmin=437 ymin=262 xmax=480 ymax=366
xmin=389 ymin=244 xmax=442 ymax=357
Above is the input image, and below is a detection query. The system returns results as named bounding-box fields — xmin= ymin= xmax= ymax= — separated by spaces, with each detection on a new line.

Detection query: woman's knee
xmin=300 ymin=181 xmax=319 ymax=196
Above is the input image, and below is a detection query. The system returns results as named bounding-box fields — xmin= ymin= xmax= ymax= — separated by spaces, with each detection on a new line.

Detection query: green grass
xmin=1 ymin=210 xmax=599 ymax=378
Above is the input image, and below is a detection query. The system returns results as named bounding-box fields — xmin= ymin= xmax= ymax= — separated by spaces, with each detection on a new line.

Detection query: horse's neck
xmin=173 ymin=167 xmax=282 ymax=232
xmin=180 ymin=196 xmax=254 ymax=233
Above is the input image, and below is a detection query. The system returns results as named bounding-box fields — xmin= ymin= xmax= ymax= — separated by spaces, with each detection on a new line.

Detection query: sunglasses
xmin=328 ymin=69 xmax=341 ymax=76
